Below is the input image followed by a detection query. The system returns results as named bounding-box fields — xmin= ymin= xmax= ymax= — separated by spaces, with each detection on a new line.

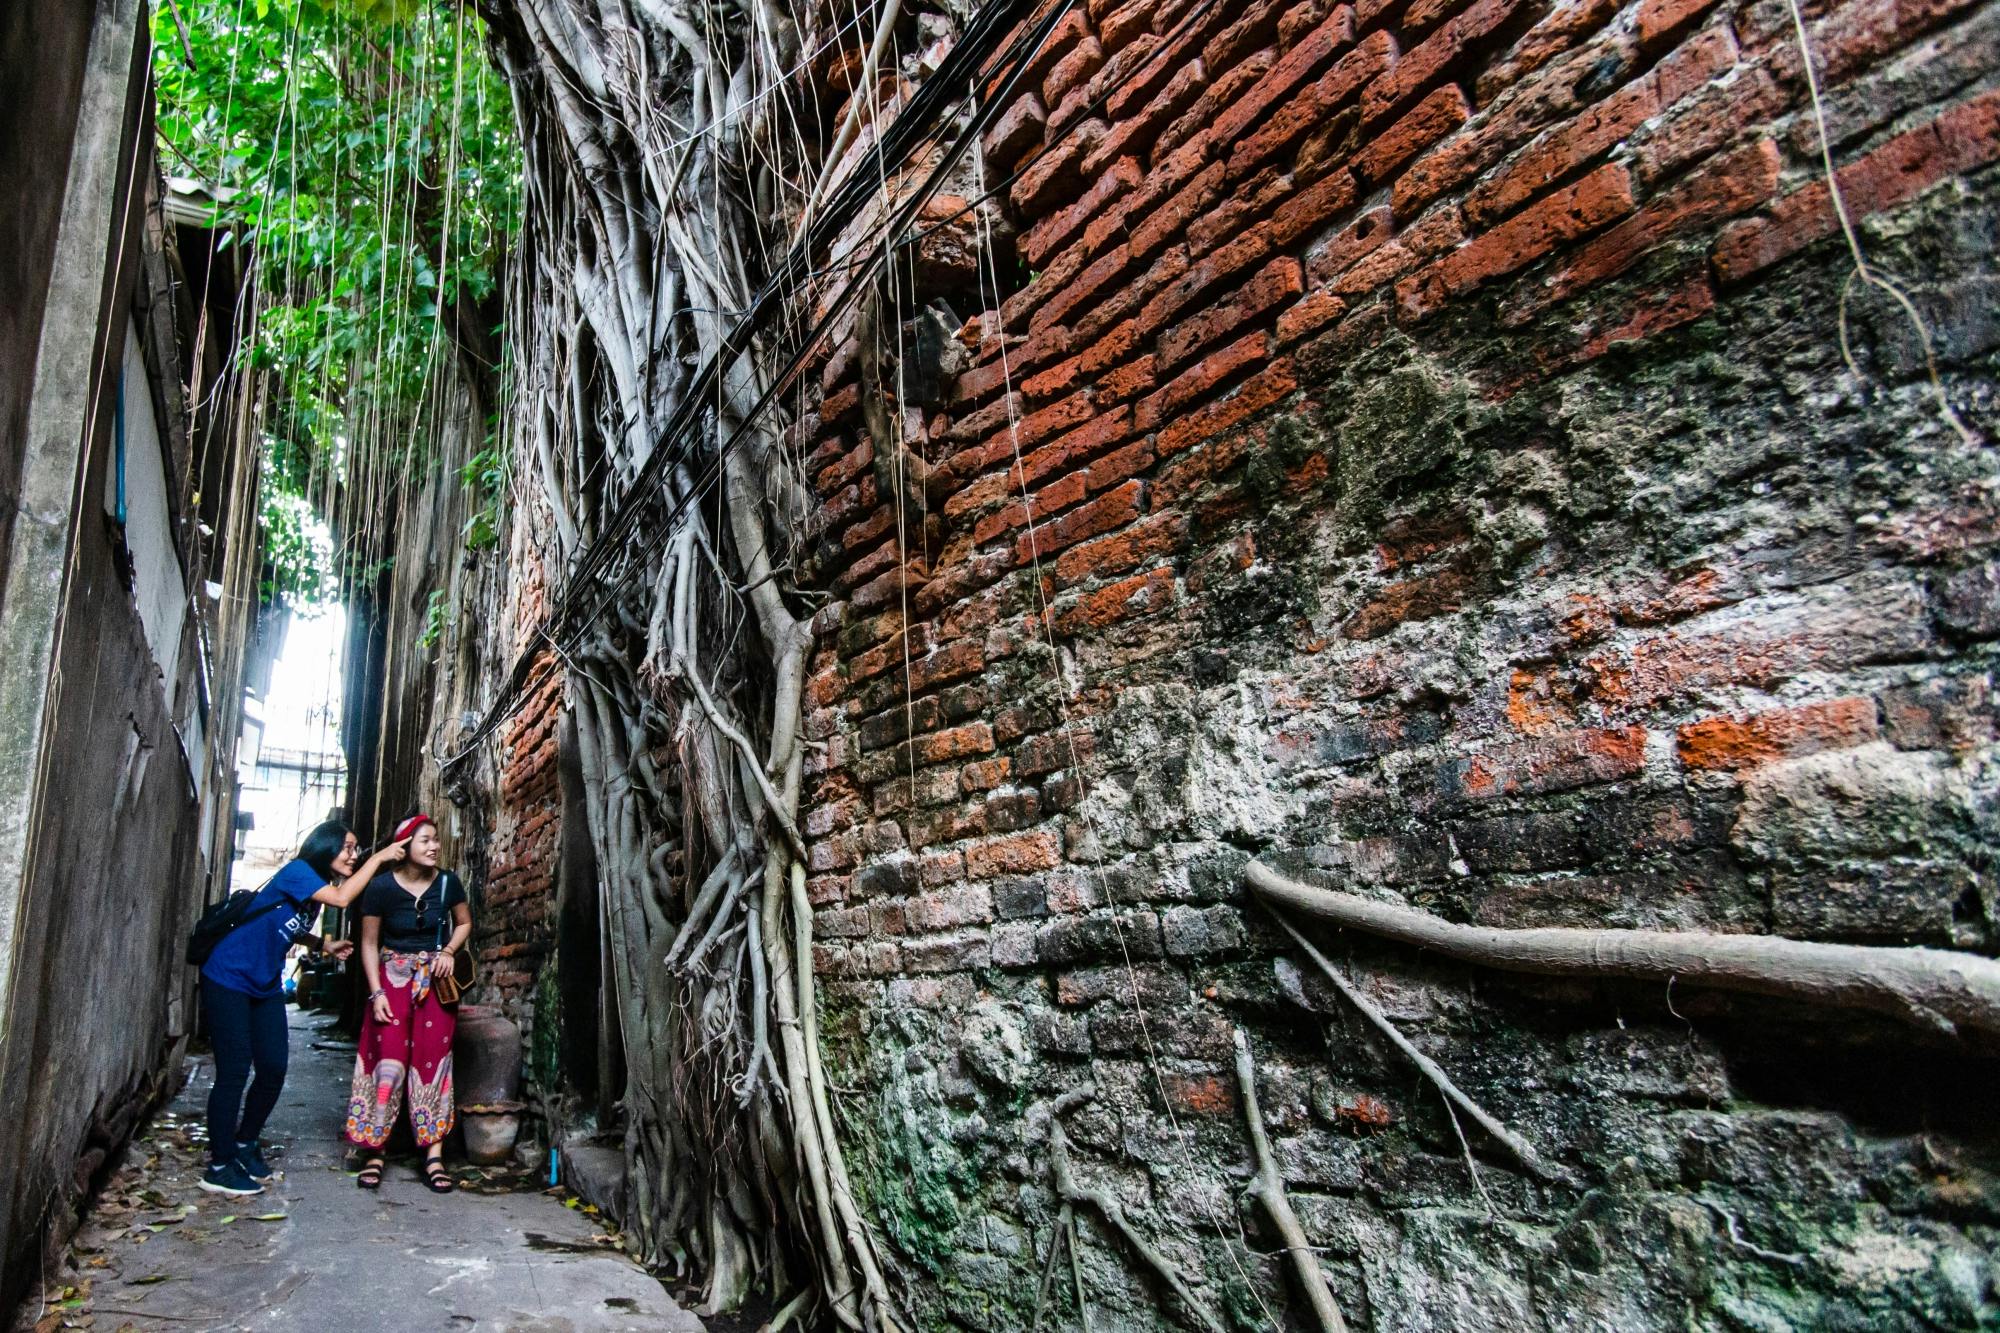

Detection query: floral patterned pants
xmin=345 ymin=950 xmax=456 ymax=1149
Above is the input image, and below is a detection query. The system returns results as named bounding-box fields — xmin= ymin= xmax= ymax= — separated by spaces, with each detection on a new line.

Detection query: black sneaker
xmin=235 ymin=1141 xmax=275 ymax=1180
xmin=199 ymin=1160 xmax=265 ymax=1197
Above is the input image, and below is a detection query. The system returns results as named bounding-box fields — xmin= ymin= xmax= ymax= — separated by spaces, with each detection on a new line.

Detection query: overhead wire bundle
xmin=446 ymin=0 xmax=1232 ymax=768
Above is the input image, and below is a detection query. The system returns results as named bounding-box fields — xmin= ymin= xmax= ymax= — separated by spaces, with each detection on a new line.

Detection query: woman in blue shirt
xmin=198 ymin=819 xmax=408 ymax=1196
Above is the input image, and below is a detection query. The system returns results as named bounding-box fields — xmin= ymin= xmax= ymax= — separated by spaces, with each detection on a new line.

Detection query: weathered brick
xmin=1157 ymin=259 xmax=1305 ymax=370
xmin=1043 ymin=35 xmax=1106 ymax=108
xmin=906 ymin=885 xmax=999 ymax=932
xmin=1635 ymin=0 xmax=1720 ymax=48
xmin=1276 ymin=287 xmax=1350 ymax=343
xmin=1200 ymin=9 xmax=1360 ymax=153
xmin=1053 ymin=566 xmax=1179 ymax=634
xmin=1157 ymin=49 xmax=1278 ymax=161
xmin=1525 ymin=139 xmax=1779 ymax=311
xmin=915 ymin=722 xmax=997 ymax=765
xmin=1036 ymin=910 xmax=1165 ymax=964
xmin=1233 ymin=34 xmax=1392 ymax=183
xmin=1011 ymin=118 xmax=1110 ymax=216
xmin=1470 ymin=27 xmax=1739 ymax=227
xmin=1677 ymin=698 xmax=1881 ymax=771
xmin=852 ymin=856 xmax=919 ymax=899
xmin=902 ymin=932 xmax=993 ymax=973
xmin=1361 ymin=0 xmax=1530 ymax=126
xmin=1016 ymin=480 xmax=1145 ymax=562
xmin=1129 ymin=159 xmax=1229 ymax=262
xmin=1032 ymin=242 xmax=1137 ymax=335
xmin=1010 ymin=11 xmax=1092 ymax=99
xmin=965 ymin=830 xmax=1063 ymax=879
xmin=1583 ymin=581 xmax=1934 ymax=711
xmin=1354 ymin=84 xmax=1470 ymax=183
xmin=1137 ymin=332 xmax=1271 ymax=429
xmin=1448 ymin=725 xmax=1649 ymax=800
xmin=1399 ymin=162 xmax=1635 ymax=317
xmin=1155 ymin=358 xmax=1299 ymax=457
xmin=1018 ymin=729 xmax=1098 ymax=778
xmin=907 ymin=638 xmax=986 ymax=692
xmin=1020 ymin=156 xmax=1144 ymax=269
xmin=1713 ymin=89 xmax=2000 ymax=282
xmin=1162 ymin=904 xmax=1250 ymax=956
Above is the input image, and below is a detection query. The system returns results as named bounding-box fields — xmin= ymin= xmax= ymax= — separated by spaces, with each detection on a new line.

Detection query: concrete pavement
xmin=25 ymin=1010 xmax=700 ymax=1333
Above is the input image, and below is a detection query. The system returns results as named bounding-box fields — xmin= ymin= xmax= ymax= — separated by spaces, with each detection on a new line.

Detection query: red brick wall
xmin=795 ymin=0 xmax=1999 ymax=1322
xmin=475 ymin=654 xmax=563 ymax=1016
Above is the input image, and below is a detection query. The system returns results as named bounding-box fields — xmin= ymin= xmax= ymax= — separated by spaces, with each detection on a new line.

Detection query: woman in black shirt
xmin=343 ymin=814 xmax=470 ymax=1192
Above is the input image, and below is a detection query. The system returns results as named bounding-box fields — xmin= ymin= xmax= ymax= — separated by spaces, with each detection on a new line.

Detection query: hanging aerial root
xmin=1048 ymin=1121 xmax=1228 ymax=1333
xmin=1269 ymin=914 xmax=1564 ymax=1186
xmin=1245 ymin=860 xmax=2000 ymax=1049
xmin=1230 ymin=1029 xmax=1350 ymax=1333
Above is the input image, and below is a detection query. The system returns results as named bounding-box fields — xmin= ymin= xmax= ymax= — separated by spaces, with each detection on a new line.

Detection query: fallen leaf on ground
xmin=251 ymin=1213 xmax=287 ymax=1222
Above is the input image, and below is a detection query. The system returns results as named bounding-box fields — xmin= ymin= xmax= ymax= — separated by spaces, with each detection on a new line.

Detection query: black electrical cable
xmin=441 ymin=0 xmax=1072 ymax=769
xmin=545 ymin=0 xmax=1079 ymax=657
xmin=518 ymin=0 xmax=1060 ymax=643
xmin=448 ymin=0 xmax=1236 ymax=765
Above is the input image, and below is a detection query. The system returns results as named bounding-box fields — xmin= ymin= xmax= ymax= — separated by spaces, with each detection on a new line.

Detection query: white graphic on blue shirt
xmin=200 ymin=858 xmax=328 ymax=998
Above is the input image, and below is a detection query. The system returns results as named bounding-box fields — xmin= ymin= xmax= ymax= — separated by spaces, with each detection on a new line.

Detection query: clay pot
xmin=453 ymin=1005 xmax=523 ymax=1108
xmin=462 ymin=1104 xmax=523 ymax=1164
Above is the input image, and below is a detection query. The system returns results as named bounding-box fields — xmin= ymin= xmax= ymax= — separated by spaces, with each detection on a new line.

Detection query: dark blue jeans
xmin=202 ymin=975 xmax=289 ymax=1164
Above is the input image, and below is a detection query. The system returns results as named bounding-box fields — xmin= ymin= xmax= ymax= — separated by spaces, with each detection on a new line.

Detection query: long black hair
xmin=298 ymin=820 xmax=354 ymax=881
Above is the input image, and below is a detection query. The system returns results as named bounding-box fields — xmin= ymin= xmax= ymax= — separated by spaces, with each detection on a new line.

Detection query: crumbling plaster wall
xmin=0 ymin=4 xmax=219 ymax=1310
xmin=789 ymin=0 xmax=2000 ymax=1325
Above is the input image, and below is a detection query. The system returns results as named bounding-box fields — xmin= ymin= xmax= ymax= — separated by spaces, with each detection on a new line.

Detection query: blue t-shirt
xmin=200 ymin=859 xmax=326 ymax=997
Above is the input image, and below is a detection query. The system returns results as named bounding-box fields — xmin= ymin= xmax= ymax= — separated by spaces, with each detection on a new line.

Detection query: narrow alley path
xmin=20 ymin=1013 xmax=701 ymax=1333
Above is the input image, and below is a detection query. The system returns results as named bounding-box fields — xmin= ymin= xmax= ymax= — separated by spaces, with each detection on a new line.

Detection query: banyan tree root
xmin=1270 ymin=916 xmax=1564 ymax=1185
xmin=1245 ymin=860 xmax=2000 ymax=1048
xmin=1029 ymin=1201 xmax=1075 ymax=1333
xmin=1231 ymin=1029 xmax=1350 ymax=1333
xmin=1048 ymin=1121 xmax=1229 ymax=1333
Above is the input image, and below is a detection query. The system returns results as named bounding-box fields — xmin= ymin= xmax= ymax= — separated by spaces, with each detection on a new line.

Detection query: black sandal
xmin=423 ymin=1158 xmax=455 ymax=1194
xmin=356 ymin=1158 xmax=384 ymax=1190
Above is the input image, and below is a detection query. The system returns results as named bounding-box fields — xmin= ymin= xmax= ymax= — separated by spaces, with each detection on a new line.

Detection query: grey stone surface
xmin=43 ymin=1011 xmax=698 ymax=1332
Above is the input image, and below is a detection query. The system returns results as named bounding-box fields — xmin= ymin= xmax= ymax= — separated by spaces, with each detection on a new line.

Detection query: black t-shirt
xmin=359 ymin=870 xmax=467 ymax=953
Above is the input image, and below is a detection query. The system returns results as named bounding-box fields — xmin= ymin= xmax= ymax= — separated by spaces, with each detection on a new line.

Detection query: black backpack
xmin=185 ymin=881 xmax=285 ymax=965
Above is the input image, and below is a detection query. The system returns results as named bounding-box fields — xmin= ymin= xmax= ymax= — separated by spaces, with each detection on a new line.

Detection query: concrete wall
xmin=0 ymin=1 xmax=94 ymax=591
xmin=0 ymin=2 xmax=252 ymax=1314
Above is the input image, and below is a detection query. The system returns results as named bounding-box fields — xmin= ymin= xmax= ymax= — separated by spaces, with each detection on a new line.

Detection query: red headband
xmin=393 ymin=814 xmax=434 ymax=842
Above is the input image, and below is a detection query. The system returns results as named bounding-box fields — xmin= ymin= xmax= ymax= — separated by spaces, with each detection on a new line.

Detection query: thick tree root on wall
xmin=1270 ymin=915 xmax=1565 ymax=1185
xmin=1245 ymin=860 xmax=2000 ymax=1048
xmin=1231 ymin=1029 xmax=1351 ymax=1333
xmin=1048 ymin=1121 xmax=1229 ymax=1333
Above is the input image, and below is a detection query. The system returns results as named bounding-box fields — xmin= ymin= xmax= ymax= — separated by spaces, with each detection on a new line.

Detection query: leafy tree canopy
xmin=152 ymin=0 xmax=520 ymax=610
